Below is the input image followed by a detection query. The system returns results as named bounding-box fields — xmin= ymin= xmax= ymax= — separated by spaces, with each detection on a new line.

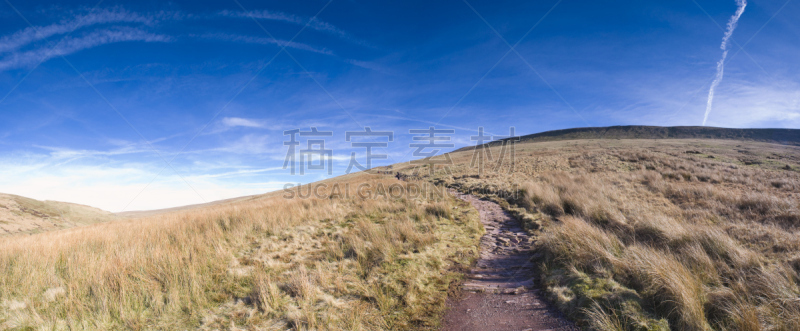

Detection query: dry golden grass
xmin=4 ymin=137 xmax=800 ymax=330
xmin=408 ymin=139 xmax=800 ymax=330
xmin=0 ymin=175 xmax=482 ymax=330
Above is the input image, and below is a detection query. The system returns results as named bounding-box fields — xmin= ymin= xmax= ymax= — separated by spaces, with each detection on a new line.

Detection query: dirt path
xmin=442 ymin=191 xmax=577 ymax=331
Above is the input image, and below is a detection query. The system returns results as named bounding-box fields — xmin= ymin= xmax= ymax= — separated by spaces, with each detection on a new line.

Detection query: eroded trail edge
xmin=442 ymin=190 xmax=576 ymax=331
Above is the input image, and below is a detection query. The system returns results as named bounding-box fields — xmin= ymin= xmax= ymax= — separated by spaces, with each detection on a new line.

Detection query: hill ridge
xmin=0 ymin=193 xmax=116 ymax=236
xmin=454 ymin=125 xmax=800 ymax=152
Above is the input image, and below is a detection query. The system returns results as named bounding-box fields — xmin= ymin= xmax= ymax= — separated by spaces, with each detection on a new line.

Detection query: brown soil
xmin=442 ymin=191 xmax=577 ymax=331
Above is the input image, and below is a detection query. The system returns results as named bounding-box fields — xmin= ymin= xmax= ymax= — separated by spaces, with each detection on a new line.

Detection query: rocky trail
xmin=442 ymin=191 xmax=577 ymax=331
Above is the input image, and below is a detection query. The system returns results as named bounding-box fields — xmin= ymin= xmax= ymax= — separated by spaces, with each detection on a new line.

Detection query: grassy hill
xmin=3 ymin=130 xmax=800 ymax=330
xmin=0 ymin=193 xmax=117 ymax=236
xmin=0 ymin=173 xmax=482 ymax=330
xmin=455 ymin=126 xmax=800 ymax=152
xmin=413 ymin=138 xmax=800 ymax=330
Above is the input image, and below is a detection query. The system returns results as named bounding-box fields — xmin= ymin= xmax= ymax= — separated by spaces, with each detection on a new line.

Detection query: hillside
xmin=0 ymin=194 xmax=117 ymax=236
xmin=408 ymin=138 xmax=800 ymax=330
xmin=455 ymin=126 xmax=800 ymax=152
xmin=115 ymin=172 xmax=369 ymax=218
xmin=0 ymin=172 xmax=483 ymax=329
xmin=115 ymin=195 xmax=261 ymax=219
xmin=2 ymin=135 xmax=800 ymax=330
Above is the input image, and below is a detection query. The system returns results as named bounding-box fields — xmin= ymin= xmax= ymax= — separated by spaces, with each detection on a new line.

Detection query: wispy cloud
xmin=218 ymin=9 xmax=368 ymax=46
xmin=357 ymin=113 xmax=492 ymax=134
xmin=593 ymin=76 xmax=800 ymax=129
xmin=0 ymin=6 xmax=348 ymax=72
xmin=202 ymin=134 xmax=284 ymax=155
xmin=0 ymin=27 xmax=170 ymax=71
xmin=198 ymin=33 xmax=332 ymax=55
xmin=35 ymin=144 xmax=149 ymax=159
xmin=222 ymin=117 xmax=264 ymax=128
xmin=703 ymin=0 xmax=747 ymax=125
xmin=192 ymin=167 xmax=284 ymax=179
xmin=0 ymin=151 xmax=289 ymax=211
xmin=706 ymin=79 xmax=800 ymax=127
xmin=220 ymin=117 xmax=289 ymax=130
xmin=0 ymin=7 xmax=174 ymax=54
xmin=0 ymin=161 xmax=287 ymax=212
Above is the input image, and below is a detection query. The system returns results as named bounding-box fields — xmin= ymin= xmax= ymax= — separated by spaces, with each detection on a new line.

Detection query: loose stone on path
xmin=441 ymin=191 xmax=577 ymax=331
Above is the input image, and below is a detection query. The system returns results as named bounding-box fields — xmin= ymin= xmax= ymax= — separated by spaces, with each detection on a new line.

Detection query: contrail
xmin=703 ymin=0 xmax=747 ymax=126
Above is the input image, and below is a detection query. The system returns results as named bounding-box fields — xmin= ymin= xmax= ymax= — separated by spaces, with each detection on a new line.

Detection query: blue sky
xmin=0 ymin=0 xmax=798 ymax=211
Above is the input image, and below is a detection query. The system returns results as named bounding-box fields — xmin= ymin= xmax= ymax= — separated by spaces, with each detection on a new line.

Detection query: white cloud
xmin=222 ymin=117 xmax=266 ymax=128
xmin=191 ymin=167 xmax=284 ymax=179
xmin=0 ymin=27 xmax=171 ymax=71
xmin=218 ymin=10 xmax=368 ymax=46
xmin=0 ymin=156 xmax=289 ymax=212
xmin=0 ymin=7 xmax=158 ymax=54
xmin=705 ymin=79 xmax=800 ymax=127
xmin=35 ymin=144 xmax=149 ymax=159
xmin=602 ymin=76 xmax=800 ymax=129
xmin=199 ymin=33 xmax=332 ymax=55
xmin=214 ymin=117 xmax=317 ymax=134
xmin=204 ymin=134 xmax=285 ymax=155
